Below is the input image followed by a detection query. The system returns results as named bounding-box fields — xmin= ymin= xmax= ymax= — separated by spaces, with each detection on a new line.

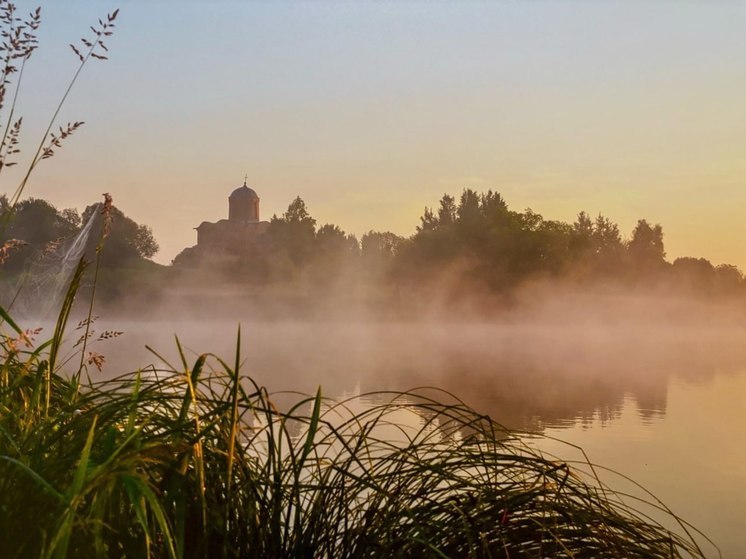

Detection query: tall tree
xmin=437 ymin=194 xmax=457 ymax=228
xmin=267 ymin=196 xmax=317 ymax=266
xmin=417 ymin=207 xmax=438 ymax=233
xmin=627 ymin=219 xmax=666 ymax=270
xmin=480 ymin=190 xmax=508 ymax=224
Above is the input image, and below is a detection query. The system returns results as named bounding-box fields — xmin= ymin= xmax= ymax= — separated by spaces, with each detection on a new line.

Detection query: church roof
xmin=230 ymin=180 xmax=258 ymax=199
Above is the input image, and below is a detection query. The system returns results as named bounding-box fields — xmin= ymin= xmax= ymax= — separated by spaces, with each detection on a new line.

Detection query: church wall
xmin=229 ymin=195 xmax=260 ymax=222
xmin=196 ymin=220 xmax=269 ymax=254
xmin=192 ymin=183 xmax=268 ymax=258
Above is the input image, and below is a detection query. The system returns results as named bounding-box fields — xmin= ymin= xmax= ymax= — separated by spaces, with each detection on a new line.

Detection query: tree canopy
xmin=0 ymin=197 xmax=158 ymax=274
xmin=4 ymin=190 xmax=744 ymax=300
xmin=171 ymin=189 xmax=745 ymax=297
xmin=81 ymin=203 xmax=159 ymax=267
xmin=0 ymin=196 xmax=81 ymax=273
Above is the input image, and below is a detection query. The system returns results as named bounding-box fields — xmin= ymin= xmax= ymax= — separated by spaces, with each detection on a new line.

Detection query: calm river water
xmin=531 ymin=371 xmax=745 ymax=558
xmin=79 ymin=318 xmax=746 ymax=558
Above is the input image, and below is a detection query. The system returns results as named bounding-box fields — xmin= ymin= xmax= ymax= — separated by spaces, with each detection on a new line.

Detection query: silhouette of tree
xmin=361 ymin=231 xmax=403 ymax=263
xmin=267 ymin=196 xmax=317 ymax=267
xmin=316 ymin=224 xmax=360 ymax=260
xmin=714 ymin=264 xmax=743 ymax=293
xmin=437 ymin=194 xmax=457 ymax=228
xmin=672 ymin=257 xmax=715 ymax=292
xmin=1 ymin=198 xmax=82 ymax=272
xmin=81 ymin=204 xmax=159 ymax=266
xmin=480 ymin=190 xmax=509 ymax=223
xmin=568 ymin=212 xmax=624 ymax=278
xmin=593 ymin=214 xmax=622 ymax=254
xmin=457 ymin=189 xmax=481 ymax=230
xmin=627 ymin=219 xmax=665 ymax=271
xmin=417 ymin=207 xmax=437 ymax=233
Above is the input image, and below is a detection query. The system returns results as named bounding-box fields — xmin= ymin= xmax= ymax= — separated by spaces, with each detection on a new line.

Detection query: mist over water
xmin=71 ymin=284 xmax=746 ymax=427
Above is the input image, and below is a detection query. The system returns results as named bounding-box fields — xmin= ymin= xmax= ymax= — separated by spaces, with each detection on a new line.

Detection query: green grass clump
xmin=0 ymin=280 xmax=713 ymax=558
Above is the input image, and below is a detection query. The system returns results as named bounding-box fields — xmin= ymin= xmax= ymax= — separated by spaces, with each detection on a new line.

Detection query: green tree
xmin=480 ymin=190 xmax=508 ymax=223
xmin=417 ymin=207 xmax=438 ymax=233
xmin=267 ymin=196 xmax=317 ymax=267
xmin=568 ymin=211 xmax=594 ymax=269
xmin=456 ymin=189 xmax=481 ymax=230
xmin=81 ymin=204 xmax=159 ymax=267
xmin=437 ymin=194 xmax=457 ymax=228
xmin=714 ymin=264 xmax=743 ymax=293
xmin=627 ymin=219 xmax=666 ymax=271
xmin=568 ymin=212 xmax=623 ymax=278
xmin=1 ymin=197 xmax=82 ymax=272
xmin=361 ymin=231 xmax=403 ymax=264
xmin=316 ymin=223 xmax=360 ymax=259
xmin=672 ymin=257 xmax=715 ymax=293
xmin=593 ymin=215 xmax=622 ymax=255
xmin=573 ymin=211 xmax=593 ymax=237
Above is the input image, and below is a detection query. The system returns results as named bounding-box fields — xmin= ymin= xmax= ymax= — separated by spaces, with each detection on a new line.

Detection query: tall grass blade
xmin=48 ymin=416 xmax=97 ymax=559
xmin=0 ymin=305 xmax=22 ymax=335
xmin=122 ymin=474 xmax=178 ymax=559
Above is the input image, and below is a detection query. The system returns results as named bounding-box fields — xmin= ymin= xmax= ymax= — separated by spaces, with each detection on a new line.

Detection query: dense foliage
xmin=4 ymin=189 xmax=744 ymax=305
xmin=0 ymin=196 xmax=81 ymax=273
xmin=0 ymin=196 xmax=157 ymax=270
xmin=170 ymin=188 xmax=745 ymax=299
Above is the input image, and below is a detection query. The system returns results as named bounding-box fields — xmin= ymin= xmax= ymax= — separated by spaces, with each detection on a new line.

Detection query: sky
xmin=5 ymin=1 xmax=746 ymax=268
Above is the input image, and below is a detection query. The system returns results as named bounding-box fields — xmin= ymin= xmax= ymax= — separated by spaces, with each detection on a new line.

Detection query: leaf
xmin=301 ymin=386 xmax=322 ymax=464
xmin=0 ymin=304 xmax=23 ymax=334
xmin=48 ymin=417 xmax=98 ymax=559
xmin=122 ymin=475 xmax=177 ymax=559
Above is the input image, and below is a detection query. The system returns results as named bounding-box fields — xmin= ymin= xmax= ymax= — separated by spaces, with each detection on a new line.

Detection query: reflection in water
xmin=532 ymin=373 xmax=746 ymax=559
xmin=83 ymin=320 xmax=746 ymax=432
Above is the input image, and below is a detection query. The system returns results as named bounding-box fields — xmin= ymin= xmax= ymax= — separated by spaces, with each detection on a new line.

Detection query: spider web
xmin=14 ymin=203 xmax=101 ymax=320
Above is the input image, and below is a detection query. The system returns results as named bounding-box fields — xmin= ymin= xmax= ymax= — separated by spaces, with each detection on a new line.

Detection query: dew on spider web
xmin=16 ymin=202 xmax=101 ymax=320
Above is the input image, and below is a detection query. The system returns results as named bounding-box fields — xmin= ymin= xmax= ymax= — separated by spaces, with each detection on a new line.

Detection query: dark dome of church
xmin=230 ymin=185 xmax=258 ymax=199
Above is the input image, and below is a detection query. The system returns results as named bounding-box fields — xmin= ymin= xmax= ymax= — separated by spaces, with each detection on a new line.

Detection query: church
xmin=194 ymin=180 xmax=270 ymax=252
xmin=174 ymin=180 xmax=270 ymax=265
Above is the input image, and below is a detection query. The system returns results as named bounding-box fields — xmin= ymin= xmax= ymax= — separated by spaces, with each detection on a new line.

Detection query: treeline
xmin=2 ymin=190 xmax=745 ymax=302
xmin=401 ymin=190 xmax=744 ymax=294
xmin=176 ymin=189 xmax=745 ymax=298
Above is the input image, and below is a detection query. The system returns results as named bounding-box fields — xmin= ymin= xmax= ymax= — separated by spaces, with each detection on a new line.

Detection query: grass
xmin=0 ymin=268 xmax=715 ymax=558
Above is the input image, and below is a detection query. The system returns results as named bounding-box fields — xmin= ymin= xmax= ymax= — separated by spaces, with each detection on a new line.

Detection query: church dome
xmin=228 ymin=179 xmax=261 ymax=222
xmin=230 ymin=184 xmax=258 ymax=199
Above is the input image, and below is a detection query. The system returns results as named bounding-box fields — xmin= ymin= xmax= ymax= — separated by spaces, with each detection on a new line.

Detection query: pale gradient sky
xmin=7 ymin=1 xmax=746 ymax=268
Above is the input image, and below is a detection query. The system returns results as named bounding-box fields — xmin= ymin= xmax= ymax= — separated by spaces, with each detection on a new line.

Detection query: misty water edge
xmin=42 ymin=289 xmax=743 ymax=559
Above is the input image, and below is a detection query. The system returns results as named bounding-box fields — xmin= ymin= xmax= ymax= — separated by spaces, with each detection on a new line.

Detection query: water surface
xmin=63 ymin=318 xmax=746 ymax=557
